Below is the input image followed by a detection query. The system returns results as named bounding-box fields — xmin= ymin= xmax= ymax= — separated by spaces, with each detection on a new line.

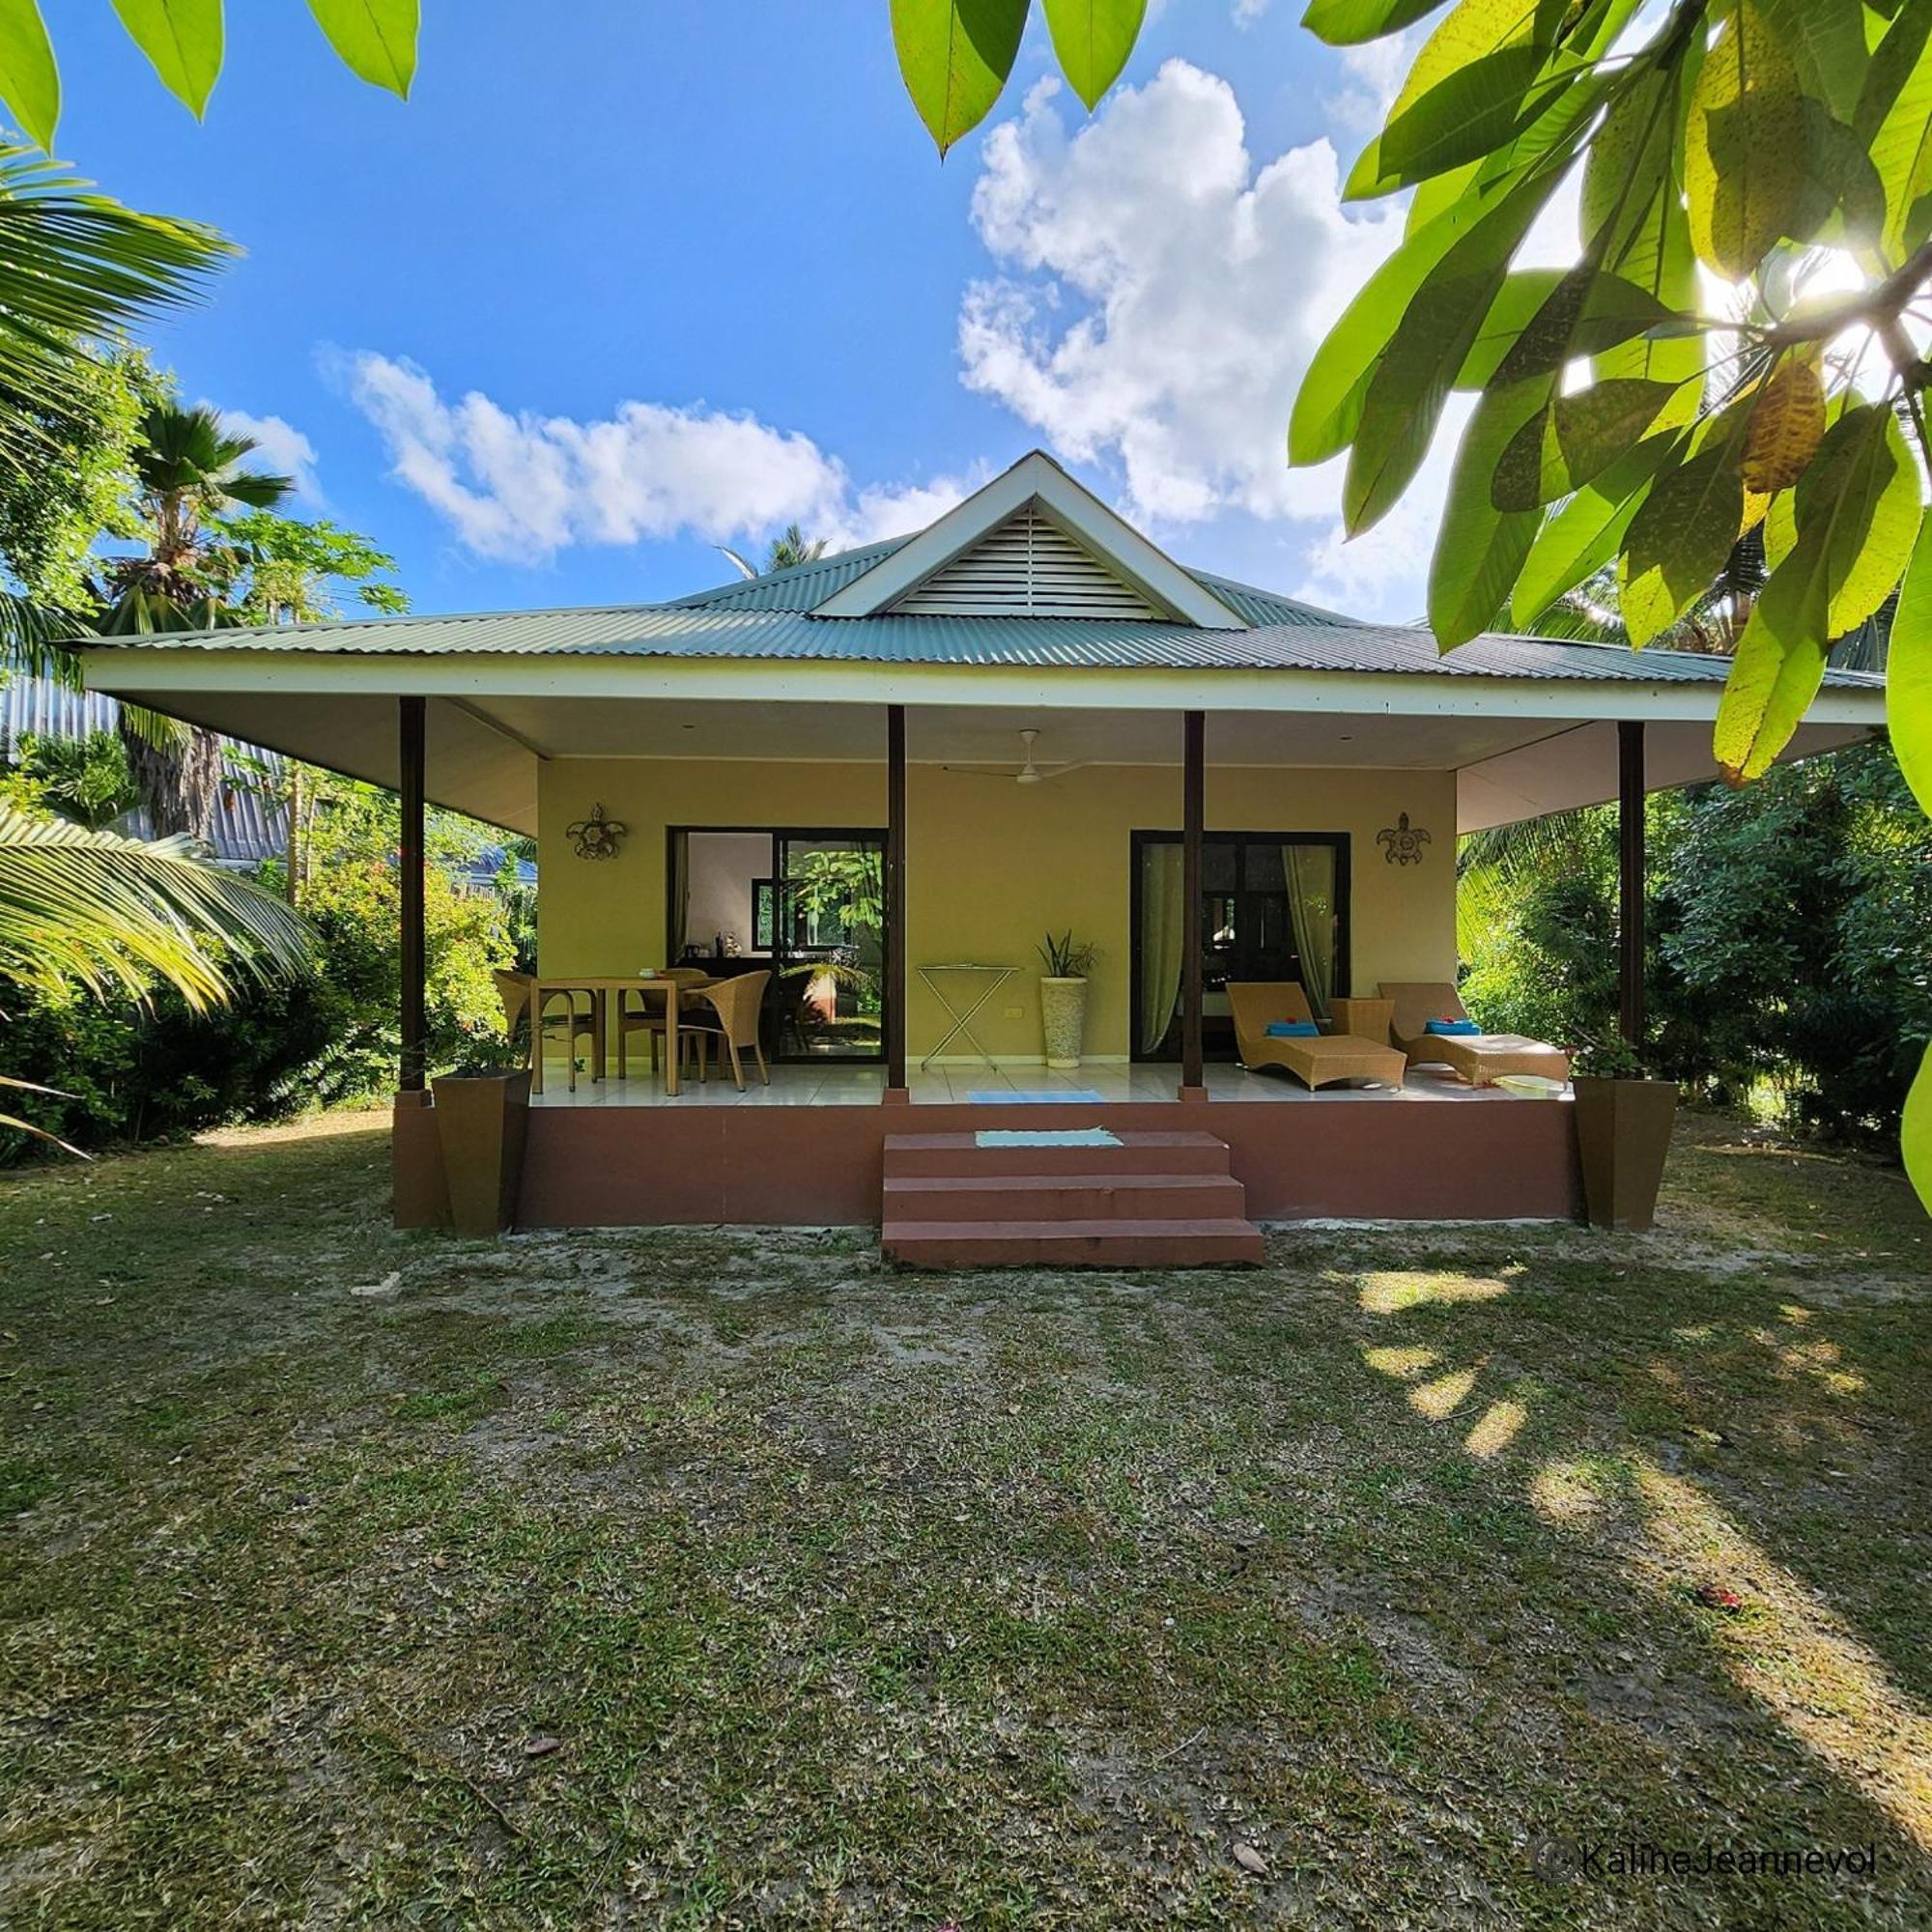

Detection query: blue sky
xmin=51 ymin=2 xmax=1446 ymax=621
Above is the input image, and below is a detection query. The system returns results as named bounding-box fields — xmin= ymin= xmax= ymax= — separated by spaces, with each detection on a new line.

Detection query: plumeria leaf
xmin=1492 ymin=379 xmax=1679 ymax=513
xmin=1041 ymin=0 xmax=1144 ymax=111
xmin=109 ymin=0 xmax=222 ymax=117
xmin=1431 ymin=373 xmax=1553 ymax=648
xmin=1741 ymin=358 xmax=1826 ymax=491
xmin=1889 ymin=519 xmax=1932 ymax=818
xmin=303 ymin=0 xmax=417 ymax=97
xmin=0 ymin=0 xmax=58 ymax=150
xmin=1684 ymin=0 xmax=1807 ymax=277
xmin=1301 ymin=0 xmax=1446 ymax=45
xmin=1510 ymin=436 xmax=1683 ymax=626
xmin=1619 ymin=438 xmax=1745 ymax=646
xmin=892 ymin=0 xmax=1031 ymax=156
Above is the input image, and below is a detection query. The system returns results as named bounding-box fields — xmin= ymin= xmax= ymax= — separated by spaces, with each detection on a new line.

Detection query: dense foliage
xmin=0 ymin=769 xmax=524 ymax=1160
xmin=1463 ymin=737 xmax=1932 ymax=1146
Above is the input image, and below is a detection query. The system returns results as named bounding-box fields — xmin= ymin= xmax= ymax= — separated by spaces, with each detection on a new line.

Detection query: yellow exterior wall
xmin=537 ymin=758 xmax=1457 ymax=1061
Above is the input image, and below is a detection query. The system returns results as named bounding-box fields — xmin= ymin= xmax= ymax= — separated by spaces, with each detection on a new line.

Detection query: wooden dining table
xmin=528 ymin=974 xmax=716 ymax=1095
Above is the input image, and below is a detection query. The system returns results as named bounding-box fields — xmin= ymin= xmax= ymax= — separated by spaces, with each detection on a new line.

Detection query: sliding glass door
xmin=1131 ymin=831 xmax=1349 ymax=1061
xmin=670 ymin=827 xmax=885 ymax=1064
xmin=771 ymin=836 xmax=884 ymax=1059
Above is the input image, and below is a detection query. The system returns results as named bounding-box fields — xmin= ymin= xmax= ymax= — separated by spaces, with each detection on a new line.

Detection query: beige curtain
xmin=1284 ymin=843 xmax=1335 ymax=1015
xmin=669 ymin=832 xmax=690 ymax=961
xmin=1140 ymin=840 xmax=1186 ymax=1055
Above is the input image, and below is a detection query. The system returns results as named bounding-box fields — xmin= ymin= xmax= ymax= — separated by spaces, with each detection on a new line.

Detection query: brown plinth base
xmin=393 ymin=1094 xmax=1582 ymax=1230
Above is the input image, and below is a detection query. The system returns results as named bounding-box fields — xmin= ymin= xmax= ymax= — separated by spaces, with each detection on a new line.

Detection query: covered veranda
xmin=71 ymin=639 xmax=1884 ymax=1228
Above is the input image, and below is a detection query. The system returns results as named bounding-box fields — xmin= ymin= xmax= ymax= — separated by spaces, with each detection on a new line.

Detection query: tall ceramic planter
xmin=1572 ymin=1076 xmax=1677 ymax=1232
xmin=431 ymin=1069 xmax=532 ymax=1236
xmin=1039 ymin=975 xmax=1089 ymax=1070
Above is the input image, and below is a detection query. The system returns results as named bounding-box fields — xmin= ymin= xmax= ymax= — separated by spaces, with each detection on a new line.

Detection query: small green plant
xmin=1038 ymin=931 xmax=1097 ymax=979
xmin=1574 ymin=1031 xmax=1651 ymax=1081
xmin=440 ymin=1026 xmax=527 ymax=1079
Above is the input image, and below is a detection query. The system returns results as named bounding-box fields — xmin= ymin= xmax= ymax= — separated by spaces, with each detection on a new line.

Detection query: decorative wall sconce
xmin=1377 ymin=811 xmax=1432 ymax=866
xmin=566 ymin=804 xmax=627 ymax=860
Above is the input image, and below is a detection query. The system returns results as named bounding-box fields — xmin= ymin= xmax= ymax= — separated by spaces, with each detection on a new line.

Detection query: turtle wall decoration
xmin=566 ymin=804 xmax=627 ymax=861
xmin=1377 ymin=812 xmax=1431 ymax=867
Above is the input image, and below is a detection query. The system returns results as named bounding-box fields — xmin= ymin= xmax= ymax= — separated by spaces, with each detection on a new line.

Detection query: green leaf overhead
xmin=1040 ymin=0 xmax=1143 ymax=112
xmin=1753 ymin=0 xmax=1865 ymax=123
xmin=1712 ymin=554 xmax=1833 ymax=781
xmin=1509 ymin=435 xmax=1683 ymax=626
xmin=1374 ymin=43 xmax=1558 ymax=188
xmin=1617 ymin=437 xmax=1746 ymax=647
xmin=1492 ymin=378 xmax=1679 ymax=513
xmin=1905 ymin=1043 xmax=1932 ymax=1209
xmin=1342 ymin=171 xmax=1553 ymax=534
xmin=1683 ymin=0 xmax=1807 ymax=278
xmin=1867 ymin=10 xmax=1932 ymax=259
xmin=1429 ymin=370 xmax=1552 ymax=648
xmin=892 ymin=0 xmax=1031 ymax=156
xmin=1740 ymin=358 xmax=1825 ymax=492
xmin=1292 ymin=193 xmax=1493 ymax=465
xmin=1301 ymin=0 xmax=1448 ymax=44
xmin=0 ymin=0 xmax=58 ymax=152
xmin=303 ymin=0 xmax=418 ymax=97
xmin=1889 ymin=519 xmax=1932 ymax=819
xmin=109 ymin=0 xmax=224 ymax=118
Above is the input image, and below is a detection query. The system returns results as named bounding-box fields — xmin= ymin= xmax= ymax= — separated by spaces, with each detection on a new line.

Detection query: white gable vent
xmin=892 ymin=502 xmax=1166 ymax=619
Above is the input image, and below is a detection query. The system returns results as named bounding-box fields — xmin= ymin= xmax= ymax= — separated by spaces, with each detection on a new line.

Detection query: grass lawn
xmin=1 ymin=1110 xmax=1928 ymax=1928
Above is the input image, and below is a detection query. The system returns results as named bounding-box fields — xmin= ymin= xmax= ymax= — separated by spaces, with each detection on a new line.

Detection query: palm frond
xmin=0 ymin=1073 xmax=85 ymax=1156
xmin=0 ymin=150 xmax=231 ymax=478
xmin=717 ymin=545 xmax=757 ymax=581
xmin=0 ymin=805 xmax=312 ymax=1009
xmin=0 ymin=589 xmax=89 ymax=682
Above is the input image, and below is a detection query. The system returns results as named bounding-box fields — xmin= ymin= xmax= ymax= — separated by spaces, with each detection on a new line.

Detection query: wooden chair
xmin=615 ymin=969 xmax=713 ymax=1083
xmin=496 ymin=969 xmax=596 ymax=1093
xmin=680 ymin=969 xmax=773 ymax=1091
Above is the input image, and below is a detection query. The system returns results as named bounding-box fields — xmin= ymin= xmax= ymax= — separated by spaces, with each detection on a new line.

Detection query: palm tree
xmin=718 ymin=523 xmax=830 ymax=581
xmin=0 ymin=804 xmax=310 ymax=1146
xmin=98 ymin=403 xmax=295 ymax=837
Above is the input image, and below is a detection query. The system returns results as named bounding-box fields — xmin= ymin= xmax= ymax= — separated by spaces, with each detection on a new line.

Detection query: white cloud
xmin=957 ymin=60 xmax=1583 ymax=624
xmin=959 ymin=66 xmax=1407 ymax=536
xmin=343 ymin=353 xmax=972 ymax=564
xmin=215 ymin=407 xmax=321 ymax=501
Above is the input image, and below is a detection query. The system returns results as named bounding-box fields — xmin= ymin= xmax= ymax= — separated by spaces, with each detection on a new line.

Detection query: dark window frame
xmin=1128 ymin=828 xmax=1351 ymax=1064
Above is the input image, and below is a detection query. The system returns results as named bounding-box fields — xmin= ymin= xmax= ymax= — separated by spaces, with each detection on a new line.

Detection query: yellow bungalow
xmin=79 ymin=454 xmax=1885 ymax=1253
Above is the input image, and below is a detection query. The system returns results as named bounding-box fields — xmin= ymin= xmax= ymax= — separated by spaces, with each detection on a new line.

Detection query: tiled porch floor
xmin=529 ymin=1059 xmax=1544 ymax=1107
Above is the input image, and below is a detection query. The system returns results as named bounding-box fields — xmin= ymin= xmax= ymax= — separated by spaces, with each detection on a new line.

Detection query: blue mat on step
xmin=968 ymin=1088 xmax=1106 ymax=1104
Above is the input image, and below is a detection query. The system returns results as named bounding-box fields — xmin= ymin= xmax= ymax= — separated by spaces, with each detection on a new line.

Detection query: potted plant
xmin=1037 ymin=931 xmax=1097 ymax=1070
xmin=1571 ymin=1032 xmax=1679 ymax=1233
xmin=431 ymin=1027 xmax=532 ymax=1237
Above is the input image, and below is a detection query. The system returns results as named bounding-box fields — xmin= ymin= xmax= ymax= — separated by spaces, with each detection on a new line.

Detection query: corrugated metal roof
xmin=79 ymin=540 xmax=1884 ymax=692
xmin=2 ymin=674 xmax=291 ymax=863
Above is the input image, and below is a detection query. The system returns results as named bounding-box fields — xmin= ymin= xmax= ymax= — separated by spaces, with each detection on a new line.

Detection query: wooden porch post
xmin=399 ymin=695 xmax=427 ymax=1093
xmin=884 ymin=702 xmax=908 ymax=1100
xmin=1618 ymin=719 xmax=1644 ymax=1053
xmin=1181 ymin=709 xmax=1206 ymax=1095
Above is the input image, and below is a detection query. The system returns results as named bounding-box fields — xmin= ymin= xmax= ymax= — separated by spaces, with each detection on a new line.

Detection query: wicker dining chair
xmin=679 ymin=969 xmax=772 ymax=1091
xmin=495 ymin=969 xmax=596 ymax=1092
xmin=615 ymin=969 xmax=714 ymax=1082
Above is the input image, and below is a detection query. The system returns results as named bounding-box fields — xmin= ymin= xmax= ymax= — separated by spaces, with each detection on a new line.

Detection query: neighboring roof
xmin=74 ymin=449 xmax=1884 ymax=695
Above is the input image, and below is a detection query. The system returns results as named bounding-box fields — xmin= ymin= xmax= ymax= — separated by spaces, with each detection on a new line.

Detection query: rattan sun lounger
xmin=1226 ymin=981 xmax=1406 ymax=1091
xmin=1378 ymin=981 xmax=1571 ymax=1087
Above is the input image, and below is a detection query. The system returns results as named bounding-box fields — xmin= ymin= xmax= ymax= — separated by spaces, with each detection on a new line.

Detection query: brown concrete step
xmin=884 ymin=1130 xmax=1233 ymax=1179
xmin=884 ymin=1171 xmax=1248 ymax=1222
xmin=884 ymin=1216 xmax=1264 ymax=1269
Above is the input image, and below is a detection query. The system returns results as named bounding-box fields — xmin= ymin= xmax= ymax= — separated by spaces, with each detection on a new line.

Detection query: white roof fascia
xmin=80 ymin=647 xmax=1887 ymax=731
xmin=812 ymin=452 xmax=1246 ymax=629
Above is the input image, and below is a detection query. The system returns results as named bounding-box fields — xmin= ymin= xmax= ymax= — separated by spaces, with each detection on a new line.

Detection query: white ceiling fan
xmin=942 ymin=727 xmax=1085 ymax=785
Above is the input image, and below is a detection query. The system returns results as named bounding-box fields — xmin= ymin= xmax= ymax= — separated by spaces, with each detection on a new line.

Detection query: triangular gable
xmin=811 ymin=451 xmax=1245 ymax=629
xmin=894 ymin=503 xmax=1163 ymax=619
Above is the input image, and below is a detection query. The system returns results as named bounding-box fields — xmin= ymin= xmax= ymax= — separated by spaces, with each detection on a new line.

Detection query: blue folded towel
xmin=1425 ymin=1018 xmax=1481 ymax=1036
xmin=1264 ymin=1020 xmax=1321 ymax=1037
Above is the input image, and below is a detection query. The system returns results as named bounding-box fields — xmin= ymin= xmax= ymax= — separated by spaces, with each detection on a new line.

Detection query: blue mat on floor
xmin=976 ymin=1127 xmax=1121 ymax=1148
xmin=969 ymin=1088 xmax=1105 ymax=1104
